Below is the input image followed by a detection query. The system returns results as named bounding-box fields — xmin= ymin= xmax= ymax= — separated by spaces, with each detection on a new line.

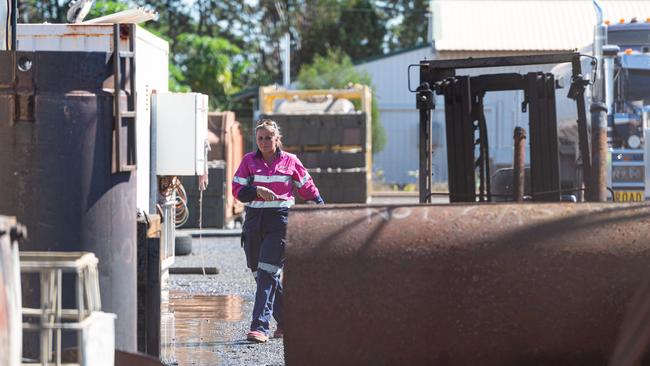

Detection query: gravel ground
xmin=166 ymin=233 xmax=285 ymax=366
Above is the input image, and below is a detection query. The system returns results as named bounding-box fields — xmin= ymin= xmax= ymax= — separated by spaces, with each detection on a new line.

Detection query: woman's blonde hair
xmin=255 ymin=118 xmax=283 ymax=150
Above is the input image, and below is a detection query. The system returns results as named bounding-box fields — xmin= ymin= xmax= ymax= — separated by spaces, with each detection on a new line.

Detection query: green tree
xmin=19 ymin=0 xmax=130 ymax=23
xmin=140 ymin=0 xmax=274 ymax=97
xmin=87 ymin=0 xmax=129 ymax=19
xmin=294 ymin=0 xmax=388 ymax=65
xmin=19 ymin=0 xmax=67 ymax=22
xmin=172 ymin=33 xmax=249 ymax=109
xmin=337 ymin=0 xmax=387 ymax=60
xmin=385 ymin=0 xmax=430 ymax=51
xmin=296 ymin=49 xmax=386 ymax=154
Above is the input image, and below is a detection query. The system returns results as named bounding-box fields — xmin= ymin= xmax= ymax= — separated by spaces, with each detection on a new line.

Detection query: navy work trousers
xmin=242 ymin=207 xmax=288 ymax=334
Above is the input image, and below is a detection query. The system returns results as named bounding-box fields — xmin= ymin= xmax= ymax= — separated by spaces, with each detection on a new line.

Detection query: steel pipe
xmin=285 ymin=203 xmax=650 ymax=365
xmin=513 ymin=127 xmax=526 ymax=202
xmin=591 ymin=102 xmax=609 ymax=202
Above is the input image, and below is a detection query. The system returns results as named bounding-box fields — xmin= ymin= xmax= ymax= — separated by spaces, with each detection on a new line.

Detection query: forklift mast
xmin=415 ymin=53 xmax=591 ymax=203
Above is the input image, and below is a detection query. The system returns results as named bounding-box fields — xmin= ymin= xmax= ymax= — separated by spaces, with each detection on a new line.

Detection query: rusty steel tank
xmin=285 ymin=203 xmax=650 ymax=365
xmin=0 ymin=51 xmax=137 ymax=352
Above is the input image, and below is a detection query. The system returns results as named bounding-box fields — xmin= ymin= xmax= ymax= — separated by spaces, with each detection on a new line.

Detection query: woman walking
xmin=232 ymin=118 xmax=324 ymax=343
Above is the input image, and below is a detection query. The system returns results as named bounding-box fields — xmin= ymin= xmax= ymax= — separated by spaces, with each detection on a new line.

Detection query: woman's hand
xmin=198 ymin=173 xmax=209 ymax=191
xmin=256 ymin=186 xmax=277 ymax=201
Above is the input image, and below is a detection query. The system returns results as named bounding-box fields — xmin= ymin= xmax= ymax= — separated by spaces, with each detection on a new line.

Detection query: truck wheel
xmin=175 ymin=234 xmax=192 ymax=256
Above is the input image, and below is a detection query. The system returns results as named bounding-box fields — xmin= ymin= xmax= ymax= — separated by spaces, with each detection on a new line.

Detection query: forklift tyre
xmin=175 ymin=234 xmax=193 ymax=256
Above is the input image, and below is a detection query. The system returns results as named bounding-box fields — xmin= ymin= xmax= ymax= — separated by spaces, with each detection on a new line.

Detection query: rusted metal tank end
xmin=285 ymin=203 xmax=650 ymax=366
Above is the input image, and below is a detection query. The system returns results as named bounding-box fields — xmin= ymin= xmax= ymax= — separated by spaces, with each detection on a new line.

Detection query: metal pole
xmin=416 ymin=82 xmax=434 ymax=203
xmin=603 ymin=46 xmax=619 ymax=119
xmin=591 ymin=102 xmax=608 ymax=201
xmin=283 ymin=32 xmax=290 ymax=89
xmin=591 ymin=0 xmax=606 ymax=103
xmin=513 ymin=127 xmax=526 ymax=202
xmin=419 ymin=108 xmax=431 ymax=203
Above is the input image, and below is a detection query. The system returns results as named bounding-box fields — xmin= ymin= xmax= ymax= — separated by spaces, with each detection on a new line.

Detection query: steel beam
xmin=441 ymin=77 xmax=475 ymax=202
xmin=527 ymin=72 xmax=560 ymax=201
xmin=421 ymin=52 xmax=580 ymax=70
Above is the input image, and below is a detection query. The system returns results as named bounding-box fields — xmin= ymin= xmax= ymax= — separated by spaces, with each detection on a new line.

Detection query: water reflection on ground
xmin=161 ymin=291 xmax=244 ymax=366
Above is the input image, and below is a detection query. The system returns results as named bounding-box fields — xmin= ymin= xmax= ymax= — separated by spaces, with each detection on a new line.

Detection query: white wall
xmin=134 ymin=27 xmax=170 ymax=213
xmin=357 ymin=46 xmax=431 ymax=186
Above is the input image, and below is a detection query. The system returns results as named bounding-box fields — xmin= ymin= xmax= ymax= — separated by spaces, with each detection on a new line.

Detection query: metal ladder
xmin=112 ymin=23 xmax=137 ymax=173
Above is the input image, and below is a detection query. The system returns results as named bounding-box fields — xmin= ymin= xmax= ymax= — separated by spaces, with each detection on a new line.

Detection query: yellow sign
xmin=614 ymin=190 xmax=644 ymax=202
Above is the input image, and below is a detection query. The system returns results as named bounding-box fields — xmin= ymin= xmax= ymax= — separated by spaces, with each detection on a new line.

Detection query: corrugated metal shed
xmin=433 ymin=0 xmax=650 ymax=51
xmin=357 ymin=46 xmax=431 ymax=185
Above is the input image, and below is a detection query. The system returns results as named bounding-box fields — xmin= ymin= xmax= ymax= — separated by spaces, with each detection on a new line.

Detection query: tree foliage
xmin=384 ymin=0 xmax=430 ymax=51
xmin=297 ymin=49 xmax=386 ymax=154
xmin=18 ymin=0 xmax=68 ymax=23
xmin=293 ymin=0 xmax=388 ymax=65
xmin=172 ymin=34 xmax=249 ymax=109
xmin=87 ymin=0 xmax=129 ymax=19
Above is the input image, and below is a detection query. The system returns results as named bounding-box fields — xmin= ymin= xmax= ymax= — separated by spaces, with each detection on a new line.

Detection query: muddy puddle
xmin=161 ymin=291 xmax=244 ymax=365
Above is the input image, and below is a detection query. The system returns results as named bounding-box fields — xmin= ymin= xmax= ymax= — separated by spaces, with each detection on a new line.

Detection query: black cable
xmin=607 ymin=186 xmax=616 ymax=202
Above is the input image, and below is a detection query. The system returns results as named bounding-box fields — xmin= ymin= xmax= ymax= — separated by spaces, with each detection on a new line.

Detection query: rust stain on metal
xmin=30 ymin=33 xmax=108 ymax=38
xmin=285 ymin=203 xmax=650 ymax=365
xmin=161 ymin=292 xmax=243 ymax=366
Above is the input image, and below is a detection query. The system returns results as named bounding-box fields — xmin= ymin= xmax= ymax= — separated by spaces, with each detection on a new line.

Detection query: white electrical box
xmin=154 ymin=93 xmax=209 ymax=176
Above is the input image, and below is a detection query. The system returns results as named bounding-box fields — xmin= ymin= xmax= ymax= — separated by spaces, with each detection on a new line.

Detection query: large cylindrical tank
xmin=0 ymin=51 xmax=137 ymax=352
xmin=286 ymin=203 xmax=650 ymax=365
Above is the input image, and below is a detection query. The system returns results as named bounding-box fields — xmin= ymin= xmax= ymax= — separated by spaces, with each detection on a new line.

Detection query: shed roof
xmin=433 ymin=0 xmax=650 ymax=51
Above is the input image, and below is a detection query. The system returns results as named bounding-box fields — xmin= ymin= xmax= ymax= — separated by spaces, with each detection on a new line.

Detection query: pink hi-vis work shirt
xmin=232 ymin=150 xmax=320 ymax=208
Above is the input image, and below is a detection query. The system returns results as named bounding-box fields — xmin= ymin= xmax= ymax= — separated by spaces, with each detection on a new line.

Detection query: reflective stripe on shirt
xmin=253 ymin=174 xmax=292 ymax=183
xmin=246 ymin=199 xmax=295 ymax=209
xmin=293 ymin=173 xmax=311 ymax=188
xmin=233 ymin=176 xmax=250 ymax=185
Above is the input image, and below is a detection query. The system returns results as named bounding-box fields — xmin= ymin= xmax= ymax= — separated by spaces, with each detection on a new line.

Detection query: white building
xmin=357 ymin=0 xmax=650 ymax=186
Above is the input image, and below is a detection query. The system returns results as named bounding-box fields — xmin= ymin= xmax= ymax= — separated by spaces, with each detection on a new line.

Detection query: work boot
xmin=246 ymin=330 xmax=268 ymax=343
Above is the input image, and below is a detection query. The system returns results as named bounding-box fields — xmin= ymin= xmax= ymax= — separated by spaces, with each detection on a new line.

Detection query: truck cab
xmin=604 ymin=21 xmax=650 ymax=202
